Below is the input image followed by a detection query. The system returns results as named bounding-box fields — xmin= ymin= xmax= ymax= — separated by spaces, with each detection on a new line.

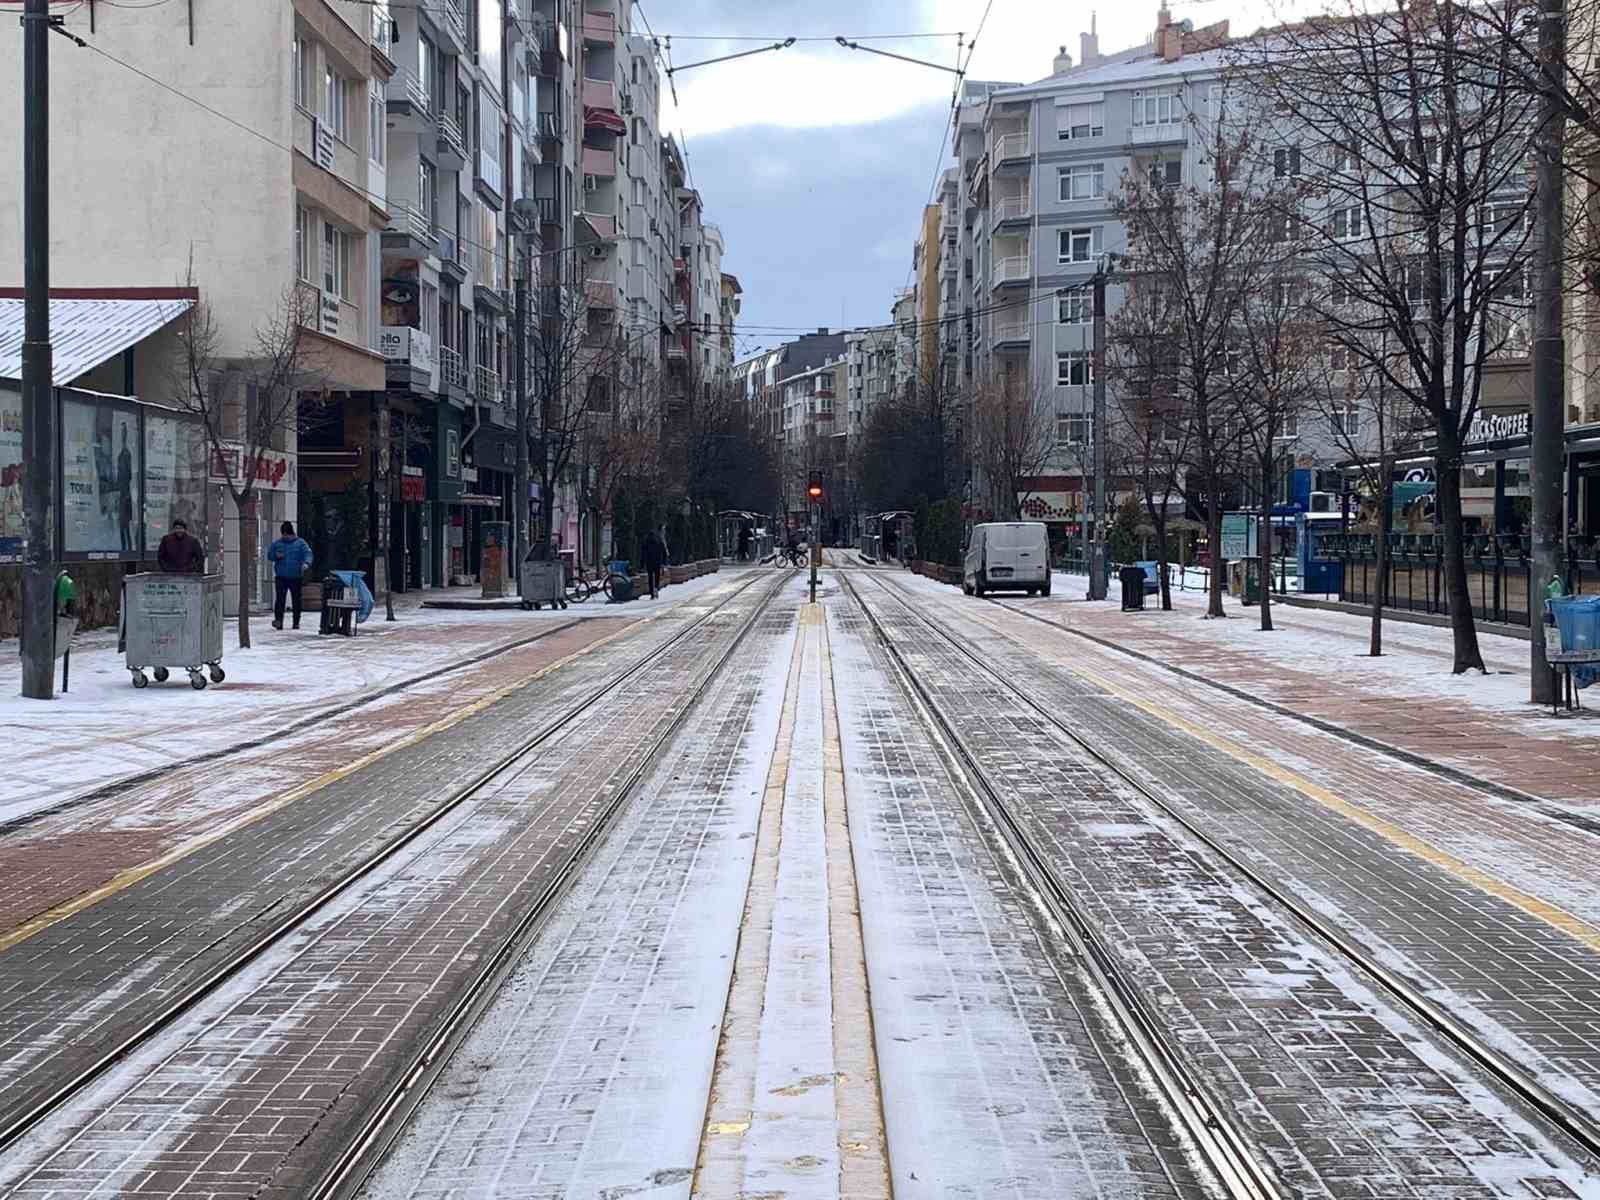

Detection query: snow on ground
xmin=0 ymin=567 xmax=755 ymax=813
xmin=897 ymin=564 xmax=1579 ymax=736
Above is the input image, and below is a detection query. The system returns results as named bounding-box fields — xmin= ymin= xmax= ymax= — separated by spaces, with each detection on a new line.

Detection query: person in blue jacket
xmin=268 ymin=521 xmax=313 ymax=630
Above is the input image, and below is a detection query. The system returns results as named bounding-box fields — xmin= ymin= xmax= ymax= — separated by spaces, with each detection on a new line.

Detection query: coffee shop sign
xmin=1465 ymin=410 xmax=1530 ymax=445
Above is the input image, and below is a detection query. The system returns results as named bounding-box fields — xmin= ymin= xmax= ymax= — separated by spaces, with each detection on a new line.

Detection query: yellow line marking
xmin=0 ymin=618 xmax=646 ymax=955
xmin=961 ymin=602 xmax=1600 ymax=958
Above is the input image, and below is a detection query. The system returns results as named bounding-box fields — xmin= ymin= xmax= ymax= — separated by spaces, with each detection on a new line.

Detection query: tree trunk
xmin=1370 ymin=470 xmax=1393 ymax=656
xmin=237 ymin=491 xmax=256 ymax=649
xmin=1259 ymin=445 xmax=1274 ymax=632
xmin=1434 ymin=448 xmax=1486 ymax=673
xmin=1155 ymin=515 xmax=1173 ymax=611
xmin=1206 ymin=488 xmax=1226 ymax=618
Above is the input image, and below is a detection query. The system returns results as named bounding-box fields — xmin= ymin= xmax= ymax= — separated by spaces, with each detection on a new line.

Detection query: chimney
xmin=1080 ymin=14 xmax=1100 ymax=65
xmin=817 ymin=327 xmax=829 ymax=335
xmin=1155 ymin=3 xmax=1182 ymax=61
xmin=1053 ymin=45 xmax=1074 ymax=74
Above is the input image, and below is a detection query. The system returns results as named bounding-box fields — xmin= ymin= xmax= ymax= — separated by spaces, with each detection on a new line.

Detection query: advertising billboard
xmin=61 ymin=393 xmax=143 ymax=560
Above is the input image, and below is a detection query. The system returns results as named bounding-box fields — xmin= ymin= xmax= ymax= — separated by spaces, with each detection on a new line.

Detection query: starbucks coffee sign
xmin=1466 ymin=410 xmax=1530 ymax=445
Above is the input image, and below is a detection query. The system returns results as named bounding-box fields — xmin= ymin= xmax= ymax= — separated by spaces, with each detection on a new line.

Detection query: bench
xmin=320 ymin=597 xmax=360 ymax=637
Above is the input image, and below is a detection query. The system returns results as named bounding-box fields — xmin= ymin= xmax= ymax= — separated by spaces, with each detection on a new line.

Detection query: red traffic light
xmin=807 ymin=470 xmax=823 ymax=500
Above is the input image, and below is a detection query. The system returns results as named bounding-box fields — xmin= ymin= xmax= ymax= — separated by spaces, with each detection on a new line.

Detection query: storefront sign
xmin=460 ymin=493 xmax=503 ymax=507
xmin=320 ymin=290 xmax=340 ymax=336
xmin=1221 ymin=512 xmax=1258 ymax=560
xmin=445 ymin=428 xmax=461 ymax=479
xmin=401 ymin=464 xmax=425 ymax=502
xmin=462 ymin=465 xmax=478 ymax=484
xmin=1466 ymin=410 xmax=1530 ymax=445
xmin=0 ymin=387 xmax=22 ymax=563
xmin=379 ymin=325 xmax=434 ymax=374
xmin=209 ymin=443 xmax=297 ymax=492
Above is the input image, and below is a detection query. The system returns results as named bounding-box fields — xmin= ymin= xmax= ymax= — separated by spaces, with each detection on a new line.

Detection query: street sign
xmin=1221 ymin=512 xmax=1258 ymax=560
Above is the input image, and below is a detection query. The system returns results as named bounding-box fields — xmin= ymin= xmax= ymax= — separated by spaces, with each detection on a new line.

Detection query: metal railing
xmin=993 ymin=193 xmax=1031 ymax=222
xmin=387 ymin=200 xmax=432 ymax=242
xmin=475 ymin=363 xmax=502 ymax=402
xmin=390 ymin=67 xmax=429 ymax=110
xmin=991 ymin=255 xmax=1030 ymax=288
xmin=1335 ymin=534 xmax=1600 ymax=627
xmin=991 ymin=132 xmax=1029 ymax=162
xmin=437 ymin=110 xmax=467 ymax=159
xmin=439 ymin=344 xmax=465 ymax=390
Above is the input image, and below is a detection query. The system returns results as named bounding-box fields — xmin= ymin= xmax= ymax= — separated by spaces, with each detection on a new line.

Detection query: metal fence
xmin=1335 ymin=534 xmax=1600 ymax=627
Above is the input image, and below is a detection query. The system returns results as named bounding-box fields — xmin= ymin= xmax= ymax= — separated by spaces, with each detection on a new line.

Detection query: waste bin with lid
xmin=1119 ymin=565 xmax=1148 ymax=611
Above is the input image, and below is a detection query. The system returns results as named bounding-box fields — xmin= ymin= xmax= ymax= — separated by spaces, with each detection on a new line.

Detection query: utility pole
xmin=1529 ymin=0 xmax=1566 ymax=704
xmin=514 ymin=257 xmax=529 ymax=589
xmin=1087 ymin=263 xmax=1109 ymax=600
xmin=21 ymin=0 xmax=56 ymax=701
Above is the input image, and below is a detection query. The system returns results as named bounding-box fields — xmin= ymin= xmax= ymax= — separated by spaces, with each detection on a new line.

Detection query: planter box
xmin=302 ymin=581 xmax=323 ymax=611
xmin=668 ymin=565 xmax=689 ymax=585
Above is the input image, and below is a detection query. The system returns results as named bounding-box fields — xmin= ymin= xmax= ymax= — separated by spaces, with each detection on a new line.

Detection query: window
xmin=1331 ymin=400 xmax=1360 ymax=435
xmin=1058 ymin=285 xmax=1093 ymax=324
xmin=1058 ymin=100 xmax=1105 ymax=140
xmin=1274 ymin=146 xmax=1301 ymax=178
xmin=1493 ymin=264 xmax=1530 ymax=304
xmin=1059 ymin=226 xmax=1101 ymax=264
xmin=323 ymin=222 xmax=351 ymax=301
xmin=1268 ymin=208 xmax=1301 ymax=243
xmin=369 ymin=80 xmax=386 ymax=166
xmin=1131 ymin=87 xmax=1181 ymax=127
xmin=1056 ymin=412 xmax=1091 ymax=446
xmin=295 ymin=206 xmax=315 ymax=282
xmin=1280 ymin=410 xmax=1299 ymax=438
xmin=1329 ymin=344 xmax=1349 ymax=372
xmin=1057 ymin=351 xmax=1094 ymax=387
xmin=1331 ymin=144 xmax=1357 ymax=173
xmin=293 ymin=37 xmax=313 ymax=110
xmin=324 ymin=67 xmax=349 ymax=140
xmin=1149 ymin=159 xmax=1181 ymax=189
xmin=1058 ymin=163 xmax=1104 ymax=203
xmin=418 ymin=36 xmax=437 ymax=110
xmin=1481 ymin=202 xmax=1528 ymax=240
xmin=1331 ymin=277 xmax=1351 ymax=307
xmin=419 ymin=159 xmax=437 ymax=224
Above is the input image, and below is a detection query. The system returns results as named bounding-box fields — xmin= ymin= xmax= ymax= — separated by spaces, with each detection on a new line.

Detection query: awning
xmin=458 ymin=493 xmax=503 ymax=508
xmin=0 ymin=294 xmax=195 ymax=385
xmin=583 ymin=105 xmax=626 ymax=135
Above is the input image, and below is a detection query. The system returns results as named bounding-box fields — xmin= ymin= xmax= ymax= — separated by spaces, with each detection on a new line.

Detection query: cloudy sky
xmin=639 ymin=0 xmax=1273 ymax=356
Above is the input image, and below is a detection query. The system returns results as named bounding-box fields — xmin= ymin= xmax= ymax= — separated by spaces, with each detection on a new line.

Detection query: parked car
xmin=963 ymin=522 xmax=1051 ymax=596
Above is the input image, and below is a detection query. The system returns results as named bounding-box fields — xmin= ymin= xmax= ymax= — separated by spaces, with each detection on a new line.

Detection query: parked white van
xmin=962 ymin=522 xmax=1051 ymax=596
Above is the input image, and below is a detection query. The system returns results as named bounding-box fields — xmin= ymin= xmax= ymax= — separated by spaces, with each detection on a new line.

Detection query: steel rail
xmin=309 ymin=571 xmax=792 ymax=1199
xmin=839 ymin=571 xmax=1283 ymax=1200
xmin=866 ymin=571 xmax=1600 ymax=1168
xmin=0 ymin=571 xmax=784 ymax=1159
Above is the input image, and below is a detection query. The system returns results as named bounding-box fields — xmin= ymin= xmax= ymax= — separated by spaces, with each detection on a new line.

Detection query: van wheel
xmin=974 ymin=575 xmax=985 ymax=597
xmin=1025 ymin=587 xmax=1036 ymax=596
xmin=1042 ymin=578 xmax=1052 ymax=597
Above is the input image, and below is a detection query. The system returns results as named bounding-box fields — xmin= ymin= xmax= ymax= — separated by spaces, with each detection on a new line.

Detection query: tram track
xmin=852 ymin=570 xmax=1600 ymax=1177
xmin=0 ymin=570 xmax=787 ymax=1171
xmin=837 ymin=571 xmax=1281 ymax=1200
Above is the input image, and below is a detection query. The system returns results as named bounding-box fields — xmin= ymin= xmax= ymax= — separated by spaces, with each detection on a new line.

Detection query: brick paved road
xmin=850 ymin=572 xmax=1600 ymax=1197
xmin=0 ymin=574 xmax=776 ymax=1170
xmin=888 ymin=577 xmax=1600 ymax=1136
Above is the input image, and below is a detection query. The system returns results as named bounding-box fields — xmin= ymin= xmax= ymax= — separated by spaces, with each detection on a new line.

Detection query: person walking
xmin=267 ymin=521 xmax=313 ymax=630
xmin=737 ymin=523 xmax=752 ymax=562
xmin=641 ymin=528 xmax=666 ymax=599
xmin=157 ymin=518 xmax=205 ymax=573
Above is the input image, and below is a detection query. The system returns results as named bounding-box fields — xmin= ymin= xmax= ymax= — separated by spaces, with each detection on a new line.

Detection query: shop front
xmin=210 ymin=442 xmax=297 ymax=616
xmin=432 ymin=405 xmax=465 ymax=586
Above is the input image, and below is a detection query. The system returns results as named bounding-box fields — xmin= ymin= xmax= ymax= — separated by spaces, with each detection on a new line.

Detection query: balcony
xmin=582 ymin=9 xmax=616 ymax=44
xmin=582 ymin=144 xmax=616 ymax=178
xmin=383 ymin=201 xmax=436 ymax=254
xmin=1130 ymin=121 xmax=1185 ymax=145
xmin=474 ymin=363 xmax=502 ymax=404
xmin=993 ymin=192 xmax=1031 ymax=225
xmin=991 ymin=255 xmax=1031 ymax=288
xmin=666 ymin=342 xmax=688 ymax=362
xmin=386 ymin=70 xmax=432 ymax=133
xmin=436 ymin=111 xmax=468 ymax=171
xmin=436 ymin=228 xmax=468 ymax=283
xmin=577 ymin=210 xmax=616 ymax=240
xmin=584 ymin=279 xmax=618 ymax=310
xmin=439 ymin=0 xmax=468 ymax=49
xmin=991 ymin=132 xmax=1030 ymax=166
xmin=439 ymin=344 xmax=467 ymax=394
xmin=992 ymin=320 xmax=1030 ymax=348
xmin=582 ymin=77 xmax=616 ymax=112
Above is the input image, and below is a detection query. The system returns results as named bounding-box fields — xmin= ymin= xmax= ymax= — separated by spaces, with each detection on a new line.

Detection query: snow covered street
xmin=4 ymin=560 xmax=1600 ymax=1197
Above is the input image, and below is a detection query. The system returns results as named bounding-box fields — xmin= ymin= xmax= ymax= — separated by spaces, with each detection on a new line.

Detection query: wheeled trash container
xmin=520 ymin=554 xmax=567 ymax=610
xmin=122 ymin=573 xmax=226 ymax=689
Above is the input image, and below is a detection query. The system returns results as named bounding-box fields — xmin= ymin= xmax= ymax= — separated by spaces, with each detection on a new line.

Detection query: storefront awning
xmin=458 ymin=494 xmax=503 ymax=508
xmin=0 ymin=292 xmax=195 ymax=385
xmin=583 ymin=106 xmax=626 ymax=135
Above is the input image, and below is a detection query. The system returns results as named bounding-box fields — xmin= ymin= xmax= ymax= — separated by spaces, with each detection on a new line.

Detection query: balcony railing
xmin=582 ymin=77 xmax=616 ymax=112
xmin=991 ymin=132 xmax=1030 ymax=163
xmin=389 ymin=68 xmax=429 ymax=112
xmin=993 ymin=193 xmax=1031 ymax=223
xmin=991 ymin=255 xmax=1031 ymax=288
xmin=437 ymin=111 xmax=468 ymax=163
xmin=386 ymin=200 xmax=433 ymax=243
xmin=439 ymin=344 xmax=466 ymax=391
xmin=582 ymin=144 xmax=616 ymax=178
xmin=475 ymin=363 xmax=502 ymax=402
xmin=581 ymin=10 xmax=616 ymax=43
xmin=1131 ymin=121 xmax=1185 ymax=145
xmin=992 ymin=320 xmax=1030 ymax=345
xmin=441 ymin=0 xmax=467 ymax=45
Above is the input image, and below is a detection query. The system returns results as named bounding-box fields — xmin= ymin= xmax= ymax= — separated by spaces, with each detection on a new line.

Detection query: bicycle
xmin=782 ymin=545 xmax=807 ymax=568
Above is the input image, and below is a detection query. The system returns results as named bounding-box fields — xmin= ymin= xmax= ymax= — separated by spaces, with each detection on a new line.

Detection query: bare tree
xmin=969 ymin=369 xmax=1056 ymax=522
xmin=1108 ymin=280 xmax=1194 ymax=609
xmin=1111 ymin=88 xmax=1278 ymax=617
xmin=172 ymin=283 xmax=326 ymax=649
xmin=1231 ymin=4 xmax=1537 ymax=671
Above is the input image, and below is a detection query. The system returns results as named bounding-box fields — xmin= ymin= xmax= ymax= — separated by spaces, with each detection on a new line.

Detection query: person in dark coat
xmin=157 ymin=518 xmax=205 ymax=573
xmin=737 ymin=523 xmax=752 ymax=562
xmin=641 ymin=529 xmax=666 ymax=599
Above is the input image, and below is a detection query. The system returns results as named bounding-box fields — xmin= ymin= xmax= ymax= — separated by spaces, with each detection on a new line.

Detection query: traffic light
xmin=806 ymin=470 xmax=824 ymax=501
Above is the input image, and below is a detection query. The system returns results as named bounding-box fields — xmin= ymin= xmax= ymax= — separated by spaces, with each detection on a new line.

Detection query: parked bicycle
xmin=782 ymin=544 xmax=807 ymax=568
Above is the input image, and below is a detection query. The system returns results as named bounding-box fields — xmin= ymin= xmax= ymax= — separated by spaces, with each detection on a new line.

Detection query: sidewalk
xmin=0 ymin=569 xmax=752 ymax=819
xmin=996 ymin=569 xmax=1598 ymax=804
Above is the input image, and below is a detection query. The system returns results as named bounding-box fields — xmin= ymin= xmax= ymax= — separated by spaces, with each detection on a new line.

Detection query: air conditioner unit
xmin=621 ymin=94 xmax=634 ymax=114
xmin=588 ymin=244 xmax=608 ymax=258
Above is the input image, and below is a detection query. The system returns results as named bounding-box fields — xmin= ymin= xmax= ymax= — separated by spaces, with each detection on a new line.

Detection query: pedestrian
xmin=641 ymin=528 xmax=666 ymax=599
xmin=267 ymin=521 xmax=313 ymax=630
xmin=157 ymin=518 xmax=205 ymax=573
xmin=737 ymin=523 xmax=752 ymax=562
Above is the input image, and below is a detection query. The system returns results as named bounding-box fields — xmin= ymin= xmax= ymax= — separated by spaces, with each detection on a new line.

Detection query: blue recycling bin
xmin=1550 ymin=596 xmax=1600 ymax=652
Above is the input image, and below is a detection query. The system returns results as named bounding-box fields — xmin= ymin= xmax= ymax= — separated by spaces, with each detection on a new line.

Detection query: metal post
xmin=1088 ymin=266 xmax=1108 ymax=599
xmin=809 ymin=502 xmax=818 ymax=603
xmin=1530 ymin=0 xmax=1566 ymax=703
xmin=20 ymin=0 xmax=56 ymax=701
xmin=514 ymin=264 xmax=529 ymax=590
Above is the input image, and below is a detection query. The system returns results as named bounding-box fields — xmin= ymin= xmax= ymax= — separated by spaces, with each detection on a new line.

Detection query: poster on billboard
xmin=61 ymin=394 xmax=143 ymax=560
xmin=143 ymin=413 xmax=207 ymax=551
xmin=0 ymin=387 xmax=22 ymax=563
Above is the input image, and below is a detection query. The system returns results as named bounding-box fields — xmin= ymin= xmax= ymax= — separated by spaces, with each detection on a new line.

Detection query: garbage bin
xmin=1119 ymin=566 xmax=1148 ymax=612
xmin=520 ymin=553 xmax=566 ymax=610
xmin=123 ymin=572 xmax=226 ymax=688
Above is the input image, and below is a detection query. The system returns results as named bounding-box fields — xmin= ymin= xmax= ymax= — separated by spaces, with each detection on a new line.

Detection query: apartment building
xmin=0 ymin=0 xmax=395 ymax=612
